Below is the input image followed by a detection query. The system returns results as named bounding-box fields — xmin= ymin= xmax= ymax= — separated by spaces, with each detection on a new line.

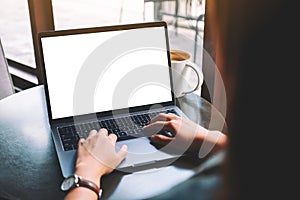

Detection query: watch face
xmin=61 ymin=176 xmax=76 ymax=191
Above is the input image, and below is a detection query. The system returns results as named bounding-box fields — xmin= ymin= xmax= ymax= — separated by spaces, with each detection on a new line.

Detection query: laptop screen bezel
xmin=37 ymin=21 xmax=176 ymax=125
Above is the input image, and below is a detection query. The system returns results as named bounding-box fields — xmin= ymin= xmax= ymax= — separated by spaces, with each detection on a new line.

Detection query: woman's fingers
xmin=99 ymin=128 xmax=108 ymax=136
xmin=149 ymin=113 xmax=177 ymax=124
xmin=94 ymin=128 xmax=118 ymax=145
xmin=149 ymin=134 xmax=173 ymax=147
xmin=143 ymin=113 xmax=181 ymax=137
xmin=108 ymin=133 xmax=118 ymax=144
xmin=149 ymin=113 xmax=168 ymax=123
xmin=88 ymin=129 xmax=98 ymax=138
xmin=143 ymin=121 xmax=173 ymax=136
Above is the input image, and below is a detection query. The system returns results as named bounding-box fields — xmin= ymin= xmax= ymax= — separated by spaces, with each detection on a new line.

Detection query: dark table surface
xmin=0 ymin=85 xmax=226 ymax=200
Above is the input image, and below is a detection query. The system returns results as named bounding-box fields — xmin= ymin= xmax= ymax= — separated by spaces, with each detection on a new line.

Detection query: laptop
xmin=38 ymin=21 xmax=190 ymax=178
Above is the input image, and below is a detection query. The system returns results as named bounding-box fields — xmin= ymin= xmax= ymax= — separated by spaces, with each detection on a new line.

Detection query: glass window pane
xmin=0 ymin=0 xmax=36 ymax=68
xmin=52 ymin=0 xmax=153 ymax=30
xmin=0 ymin=0 xmax=205 ymax=71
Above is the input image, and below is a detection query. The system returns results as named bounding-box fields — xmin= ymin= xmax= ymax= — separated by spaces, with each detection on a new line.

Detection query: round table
xmin=0 ymin=85 xmax=226 ymax=200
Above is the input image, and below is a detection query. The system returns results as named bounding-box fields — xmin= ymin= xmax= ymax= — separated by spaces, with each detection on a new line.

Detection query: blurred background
xmin=0 ymin=0 xmax=206 ymax=93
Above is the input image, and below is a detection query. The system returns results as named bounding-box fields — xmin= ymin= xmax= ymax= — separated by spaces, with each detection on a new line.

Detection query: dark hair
xmin=207 ymin=0 xmax=298 ymax=199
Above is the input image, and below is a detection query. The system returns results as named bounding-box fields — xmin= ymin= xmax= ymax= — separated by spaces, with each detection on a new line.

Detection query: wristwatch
xmin=61 ymin=174 xmax=102 ymax=199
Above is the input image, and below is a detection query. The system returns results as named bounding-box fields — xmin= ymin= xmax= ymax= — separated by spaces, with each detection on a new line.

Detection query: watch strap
xmin=77 ymin=176 xmax=102 ymax=198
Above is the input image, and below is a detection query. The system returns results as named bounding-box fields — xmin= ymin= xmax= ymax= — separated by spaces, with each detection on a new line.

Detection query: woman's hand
xmin=75 ymin=128 xmax=127 ymax=185
xmin=65 ymin=129 xmax=127 ymax=200
xmin=143 ymin=113 xmax=227 ymax=157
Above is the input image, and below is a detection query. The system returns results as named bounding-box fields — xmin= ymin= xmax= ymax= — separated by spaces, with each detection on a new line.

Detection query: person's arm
xmin=143 ymin=113 xmax=227 ymax=157
xmin=64 ymin=129 xmax=127 ymax=200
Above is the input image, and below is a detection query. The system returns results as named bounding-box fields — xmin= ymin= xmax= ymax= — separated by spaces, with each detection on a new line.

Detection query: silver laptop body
xmin=38 ymin=21 xmax=188 ymax=178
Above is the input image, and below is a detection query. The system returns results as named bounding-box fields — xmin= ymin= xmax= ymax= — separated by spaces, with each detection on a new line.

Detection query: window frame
xmin=9 ymin=0 xmax=215 ymax=103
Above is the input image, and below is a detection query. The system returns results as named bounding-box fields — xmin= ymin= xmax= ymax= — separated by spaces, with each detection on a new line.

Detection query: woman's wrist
xmin=217 ymin=132 xmax=227 ymax=148
xmin=193 ymin=129 xmax=227 ymax=156
xmin=64 ymin=168 xmax=103 ymax=200
xmin=75 ymin=164 xmax=104 ymax=188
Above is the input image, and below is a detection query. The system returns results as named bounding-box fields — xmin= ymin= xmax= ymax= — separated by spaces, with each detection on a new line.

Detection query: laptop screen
xmin=40 ymin=23 xmax=173 ymax=120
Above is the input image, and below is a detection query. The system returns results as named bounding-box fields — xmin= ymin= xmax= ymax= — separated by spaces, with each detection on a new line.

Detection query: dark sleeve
xmin=146 ymin=152 xmax=225 ymax=200
xmin=147 ymin=172 xmax=222 ymax=200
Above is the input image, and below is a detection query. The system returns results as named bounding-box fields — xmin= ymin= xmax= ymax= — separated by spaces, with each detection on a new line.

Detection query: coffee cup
xmin=170 ymin=49 xmax=203 ymax=97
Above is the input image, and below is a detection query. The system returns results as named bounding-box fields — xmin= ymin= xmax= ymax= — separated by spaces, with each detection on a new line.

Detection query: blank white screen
xmin=41 ymin=26 xmax=172 ymax=119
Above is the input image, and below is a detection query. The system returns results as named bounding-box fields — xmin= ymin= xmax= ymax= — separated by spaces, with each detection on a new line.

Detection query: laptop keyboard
xmin=58 ymin=109 xmax=178 ymax=151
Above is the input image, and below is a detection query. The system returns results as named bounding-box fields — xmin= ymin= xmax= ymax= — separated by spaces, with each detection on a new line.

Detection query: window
xmin=0 ymin=0 xmax=205 ymax=93
xmin=0 ymin=0 xmax=38 ymax=89
xmin=0 ymin=0 xmax=35 ymax=68
xmin=52 ymin=0 xmax=154 ymax=30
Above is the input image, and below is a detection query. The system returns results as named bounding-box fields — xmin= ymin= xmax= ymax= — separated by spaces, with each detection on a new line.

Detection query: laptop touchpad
xmin=116 ymin=137 xmax=157 ymax=154
xmin=116 ymin=137 xmax=176 ymax=169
